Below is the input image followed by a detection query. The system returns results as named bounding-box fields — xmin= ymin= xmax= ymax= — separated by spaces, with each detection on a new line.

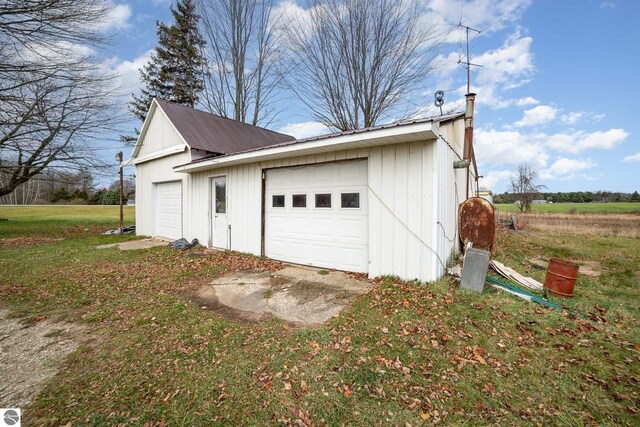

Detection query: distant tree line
xmin=0 ymin=169 xmax=134 ymax=205
xmin=494 ymin=190 xmax=640 ymax=204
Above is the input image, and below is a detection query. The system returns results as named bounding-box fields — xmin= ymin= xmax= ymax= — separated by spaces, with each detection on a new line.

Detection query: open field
xmin=496 ymin=211 xmax=640 ymax=238
xmin=0 ymin=206 xmax=638 ymax=425
xmin=495 ymin=202 xmax=640 ymax=215
xmin=0 ymin=205 xmax=135 ymax=238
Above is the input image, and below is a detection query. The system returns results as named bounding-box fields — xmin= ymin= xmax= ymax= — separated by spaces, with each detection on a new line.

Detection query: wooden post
xmin=117 ymin=151 xmax=123 ymax=234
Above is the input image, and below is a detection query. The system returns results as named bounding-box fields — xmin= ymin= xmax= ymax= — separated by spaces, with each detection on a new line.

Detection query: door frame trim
xmin=209 ymin=174 xmax=228 ymax=248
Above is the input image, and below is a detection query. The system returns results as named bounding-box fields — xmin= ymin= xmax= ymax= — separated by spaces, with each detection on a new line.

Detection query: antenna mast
xmin=458 ymin=23 xmax=482 ymax=93
xmin=457 ymin=21 xmax=482 ymax=199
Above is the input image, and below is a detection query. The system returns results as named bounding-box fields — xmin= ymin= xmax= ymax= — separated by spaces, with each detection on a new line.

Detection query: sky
xmin=97 ymin=0 xmax=638 ymax=193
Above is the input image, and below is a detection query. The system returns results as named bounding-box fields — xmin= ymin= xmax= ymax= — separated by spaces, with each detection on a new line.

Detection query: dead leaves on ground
xmin=0 ymin=237 xmax=64 ymax=248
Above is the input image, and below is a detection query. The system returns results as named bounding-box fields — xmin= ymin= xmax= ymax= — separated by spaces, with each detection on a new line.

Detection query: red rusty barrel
xmin=544 ymin=258 xmax=579 ymax=298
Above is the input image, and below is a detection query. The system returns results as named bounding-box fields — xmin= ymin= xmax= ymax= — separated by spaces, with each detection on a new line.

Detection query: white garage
xmin=265 ymin=160 xmax=369 ymax=272
xmin=155 ymin=181 xmax=182 ymax=239
xmin=131 ymin=99 xmax=477 ymax=282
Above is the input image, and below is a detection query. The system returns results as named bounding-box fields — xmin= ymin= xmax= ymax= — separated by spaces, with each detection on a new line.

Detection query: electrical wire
xmin=367 ymin=183 xmax=448 ymax=273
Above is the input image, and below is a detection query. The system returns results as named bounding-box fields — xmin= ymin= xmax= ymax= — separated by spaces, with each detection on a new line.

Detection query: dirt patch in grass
xmin=190 ymin=267 xmax=372 ymax=325
xmin=0 ymin=309 xmax=93 ymax=408
xmin=0 ymin=237 xmax=64 ymax=249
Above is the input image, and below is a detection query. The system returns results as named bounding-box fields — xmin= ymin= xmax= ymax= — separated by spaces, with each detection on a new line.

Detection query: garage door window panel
xmin=341 ymin=192 xmax=360 ymax=208
xmin=315 ymin=193 xmax=332 ymax=208
xmin=292 ymin=194 xmax=306 ymax=208
xmin=272 ymin=195 xmax=285 ymax=207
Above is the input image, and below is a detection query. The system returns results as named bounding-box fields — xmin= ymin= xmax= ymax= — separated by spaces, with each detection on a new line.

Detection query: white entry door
xmin=155 ymin=181 xmax=182 ymax=240
xmin=265 ymin=160 xmax=369 ymax=272
xmin=211 ymin=177 xmax=228 ymax=248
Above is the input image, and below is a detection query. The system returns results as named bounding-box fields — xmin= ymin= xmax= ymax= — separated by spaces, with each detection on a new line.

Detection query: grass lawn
xmin=0 ymin=206 xmax=638 ymax=426
xmin=495 ymin=202 xmax=640 ymax=215
xmin=0 ymin=205 xmax=135 ymax=238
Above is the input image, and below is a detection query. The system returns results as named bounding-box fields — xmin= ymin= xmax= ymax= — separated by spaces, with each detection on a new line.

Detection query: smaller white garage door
xmin=155 ymin=181 xmax=182 ymax=240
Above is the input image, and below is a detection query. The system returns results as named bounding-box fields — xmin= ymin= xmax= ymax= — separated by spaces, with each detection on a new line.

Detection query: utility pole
xmin=116 ymin=151 xmax=123 ymax=234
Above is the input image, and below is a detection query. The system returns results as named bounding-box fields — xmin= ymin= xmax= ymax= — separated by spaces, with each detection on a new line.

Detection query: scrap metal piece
xmin=490 ymin=259 xmax=544 ymax=291
xmin=459 ymin=197 xmax=496 ymax=251
xmin=460 ymin=247 xmax=491 ymax=293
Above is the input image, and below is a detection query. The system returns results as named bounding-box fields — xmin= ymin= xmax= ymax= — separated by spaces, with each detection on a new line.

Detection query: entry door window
xmin=215 ymin=180 xmax=226 ymax=213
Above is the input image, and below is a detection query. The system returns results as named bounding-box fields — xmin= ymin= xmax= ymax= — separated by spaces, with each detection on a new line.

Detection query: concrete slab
xmin=192 ymin=266 xmax=372 ymax=325
xmin=96 ymin=238 xmax=168 ymax=251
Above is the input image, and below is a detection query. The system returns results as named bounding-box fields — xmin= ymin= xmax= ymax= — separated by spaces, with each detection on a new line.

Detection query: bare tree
xmin=510 ymin=164 xmax=546 ymax=213
xmin=0 ymin=0 xmax=123 ymax=197
xmin=196 ymin=0 xmax=281 ymax=126
xmin=279 ymin=0 xmax=443 ymax=131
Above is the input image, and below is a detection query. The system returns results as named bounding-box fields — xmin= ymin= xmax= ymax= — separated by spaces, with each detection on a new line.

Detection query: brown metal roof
xmin=156 ymin=99 xmax=295 ymax=154
xmin=184 ymin=111 xmax=465 ymax=165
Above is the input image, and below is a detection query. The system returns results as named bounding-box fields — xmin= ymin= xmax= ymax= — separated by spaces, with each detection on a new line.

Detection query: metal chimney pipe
xmin=463 ymin=93 xmax=476 ymax=199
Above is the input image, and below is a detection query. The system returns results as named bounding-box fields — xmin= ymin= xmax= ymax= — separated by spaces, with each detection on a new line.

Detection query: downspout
xmin=463 ymin=93 xmax=476 ymax=199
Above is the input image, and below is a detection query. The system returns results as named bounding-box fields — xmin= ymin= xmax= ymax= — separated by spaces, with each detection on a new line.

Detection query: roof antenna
xmin=457 ymin=23 xmax=483 ymax=94
xmin=434 ymin=90 xmax=445 ymax=115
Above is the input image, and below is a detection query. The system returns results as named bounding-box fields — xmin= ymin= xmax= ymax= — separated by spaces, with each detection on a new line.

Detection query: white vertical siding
xmin=137 ymin=117 xmax=472 ymax=282
xmin=186 ymin=164 xmax=263 ymax=253
xmin=433 ymin=119 xmax=469 ymax=278
xmin=367 ymin=141 xmax=439 ymax=282
xmin=137 ymin=107 xmax=186 ymax=157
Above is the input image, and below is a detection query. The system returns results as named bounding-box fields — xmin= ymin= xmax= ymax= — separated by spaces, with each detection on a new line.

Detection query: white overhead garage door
xmin=265 ymin=160 xmax=368 ymax=272
xmin=155 ymin=181 xmax=182 ymax=240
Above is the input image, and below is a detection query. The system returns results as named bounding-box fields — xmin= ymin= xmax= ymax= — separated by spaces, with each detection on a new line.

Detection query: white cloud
xmin=546 ymin=128 xmax=628 ymax=153
xmin=560 ymin=111 xmax=605 ymax=125
xmin=474 ymin=33 xmax=535 ymax=88
xmin=514 ymin=105 xmax=558 ymax=127
xmin=474 ymin=128 xmax=549 ymax=168
xmin=516 ymin=96 xmax=539 ymax=107
xmin=277 ymin=121 xmax=330 ymax=139
xmin=427 ymin=0 xmax=533 ymax=40
xmin=475 ymin=126 xmax=628 ymax=173
xmin=19 ymin=41 xmax=96 ymax=64
xmin=622 ymin=152 xmax=640 ymax=163
xmin=479 ymin=169 xmax=515 ymax=190
xmin=97 ymin=3 xmax=132 ymax=31
xmin=600 ymin=1 xmax=616 ymax=9
xmin=109 ymin=50 xmax=153 ymax=93
xmin=540 ymin=157 xmax=596 ymax=180
xmin=560 ymin=111 xmax=583 ymax=125
xmin=271 ymin=0 xmax=319 ymax=43
xmin=449 ymin=33 xmax=536 ymax=109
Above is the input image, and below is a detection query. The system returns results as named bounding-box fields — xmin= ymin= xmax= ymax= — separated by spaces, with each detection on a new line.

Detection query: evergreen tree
xmin=129 ymin=0 xmax=207 ymax=124
xmin=631 ymin=191 xmax=640 ymax=202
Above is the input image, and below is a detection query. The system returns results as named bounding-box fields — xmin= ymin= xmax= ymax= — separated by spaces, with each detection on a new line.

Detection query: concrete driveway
xmin=192 ymin=266 xmax=372 ymax=325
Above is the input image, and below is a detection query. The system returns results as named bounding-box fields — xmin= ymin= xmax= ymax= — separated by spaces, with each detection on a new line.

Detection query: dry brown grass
xmin=498 ymin=212 xmax=640 ymax=238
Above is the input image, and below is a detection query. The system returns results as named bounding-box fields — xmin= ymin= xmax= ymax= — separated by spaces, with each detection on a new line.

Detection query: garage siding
xmin=186 ymin=141 xmax=453 ymax=282
xmin=367 ymin=141 xmax=439 ymax=282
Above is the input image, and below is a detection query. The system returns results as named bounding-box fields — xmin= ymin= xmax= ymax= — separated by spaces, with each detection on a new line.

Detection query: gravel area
xmin=0 ymin=309 xmax=90 ymax=408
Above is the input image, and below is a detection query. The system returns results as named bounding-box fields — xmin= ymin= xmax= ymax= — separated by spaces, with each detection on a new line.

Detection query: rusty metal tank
xmin=459 ymin=197 xmax=496 ymax=251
